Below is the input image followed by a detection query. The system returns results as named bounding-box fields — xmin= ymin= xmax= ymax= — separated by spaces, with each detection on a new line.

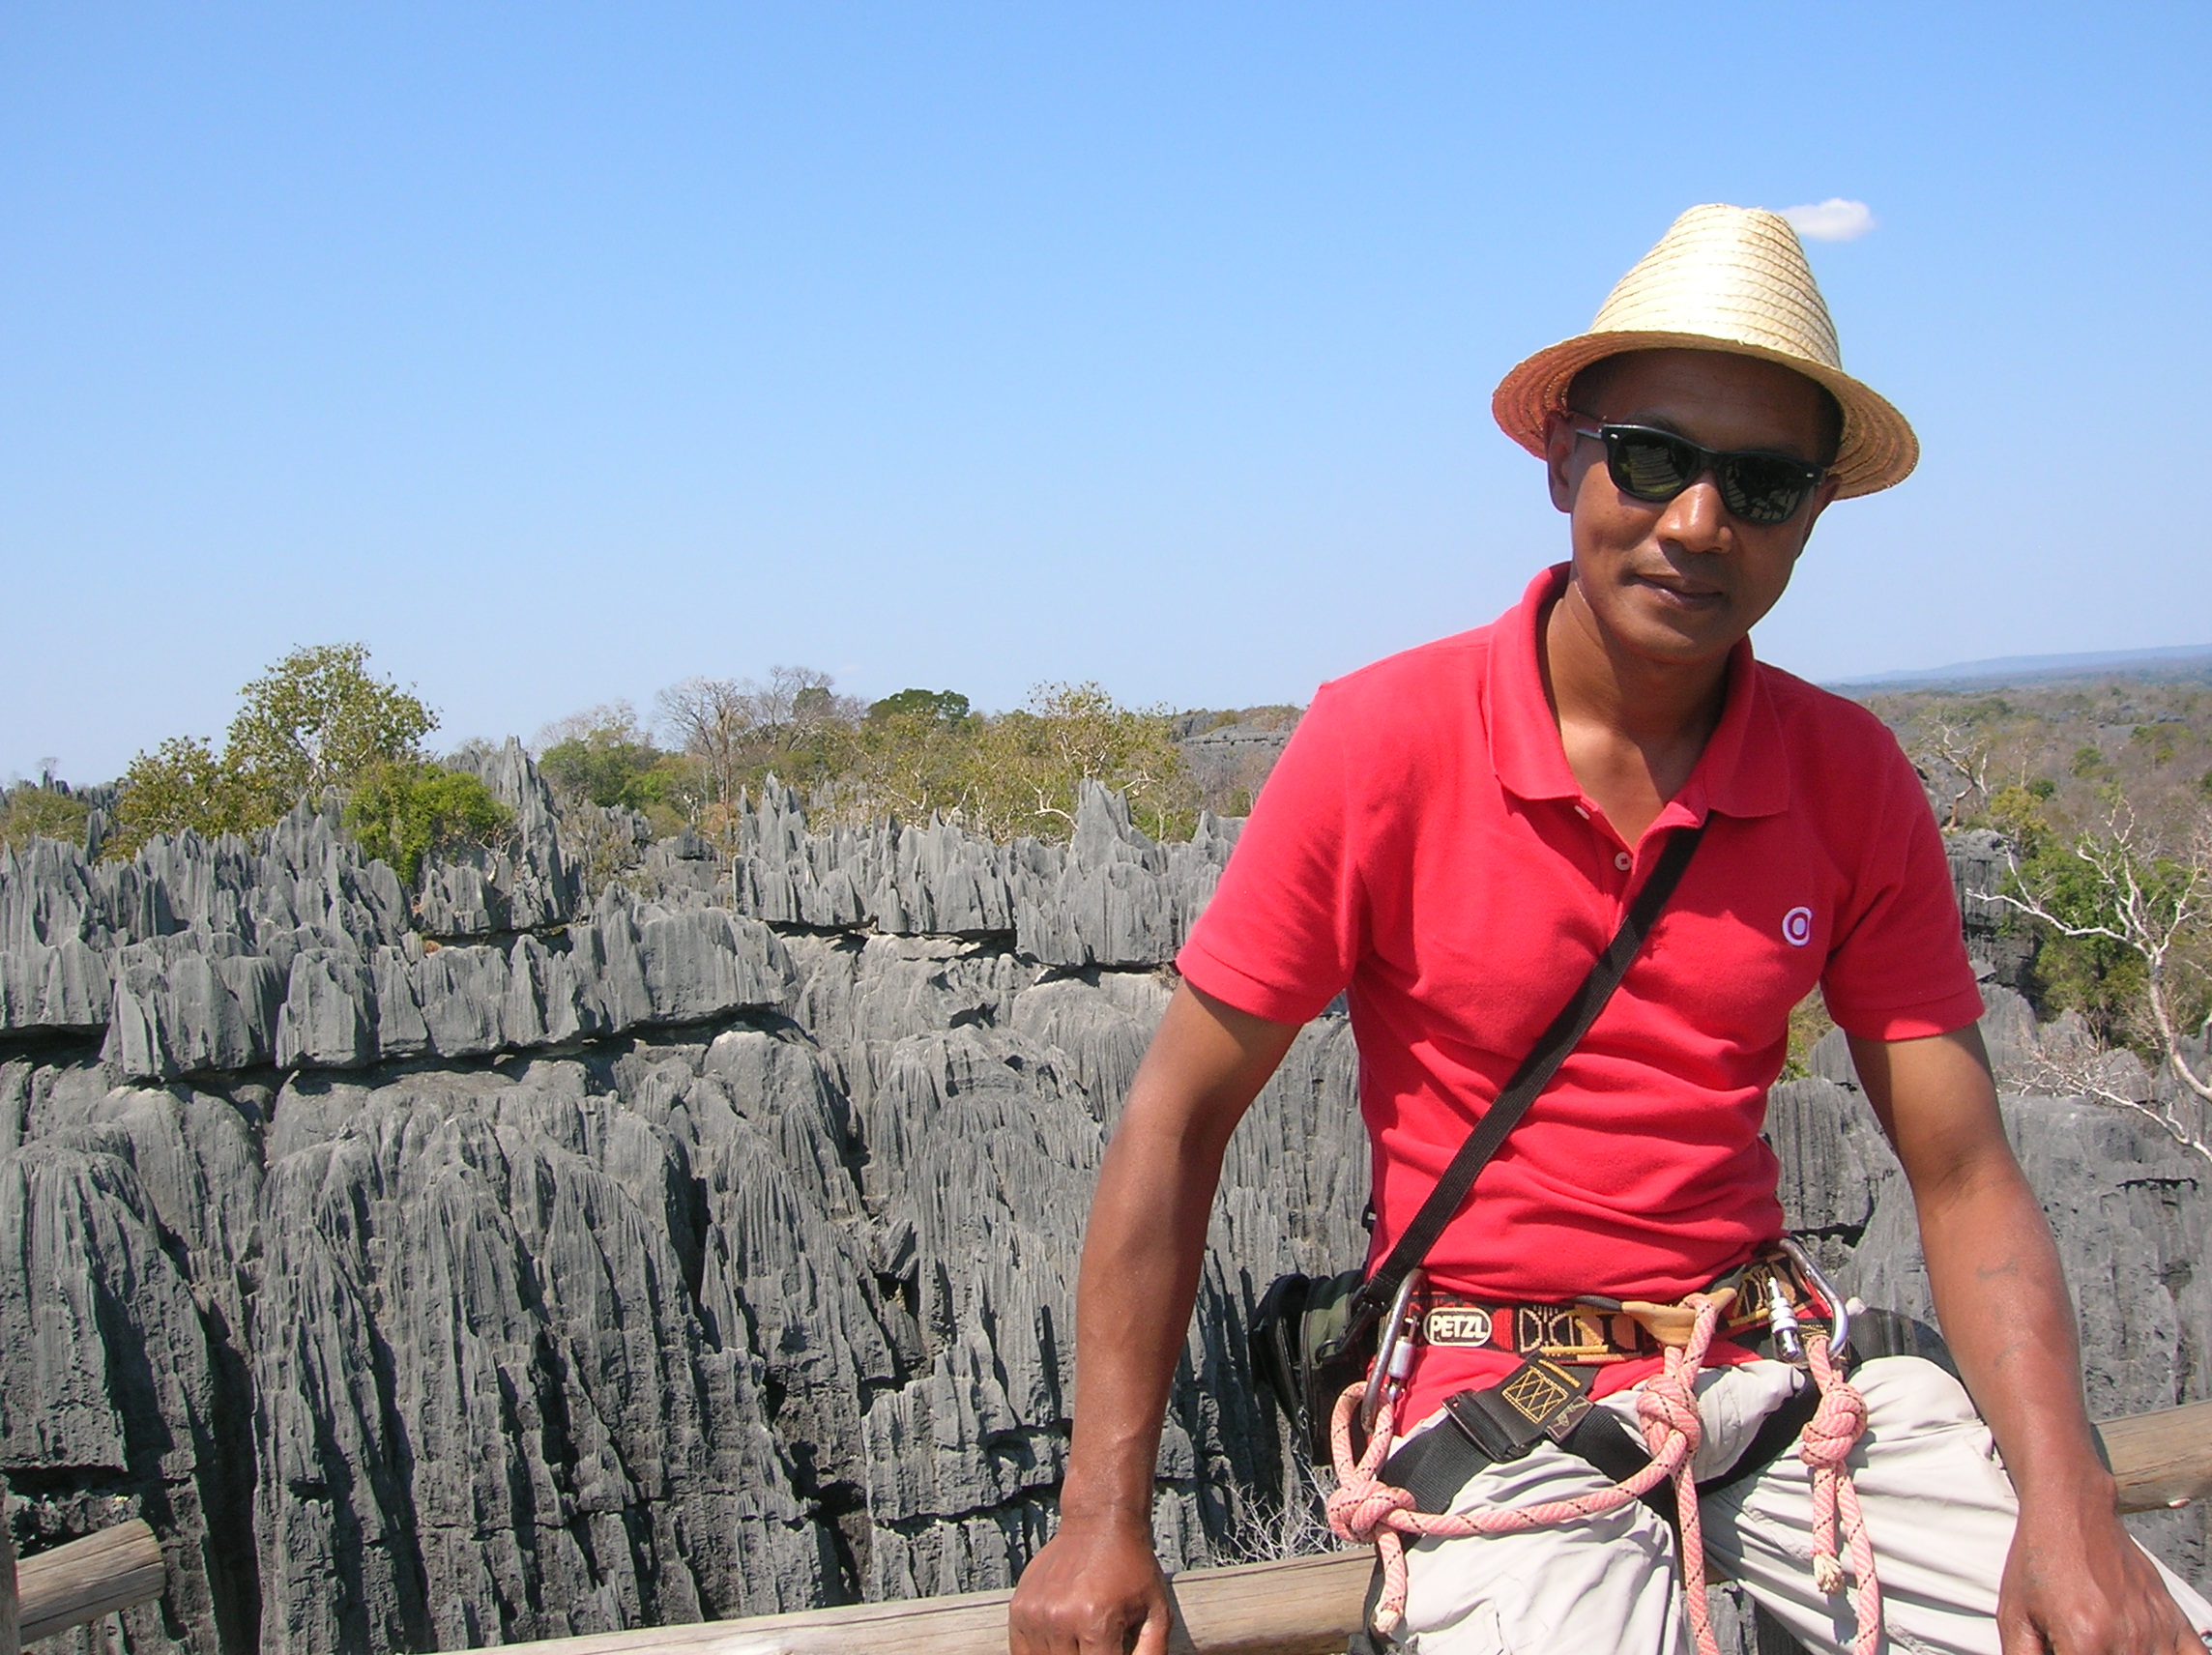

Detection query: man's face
xmin=1543 ymin=348 xmax=1841 ymax=667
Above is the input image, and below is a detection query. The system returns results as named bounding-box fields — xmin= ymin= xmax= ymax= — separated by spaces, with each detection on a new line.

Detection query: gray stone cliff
xmin=0 ymin=768 xmax=2203 ymax=1655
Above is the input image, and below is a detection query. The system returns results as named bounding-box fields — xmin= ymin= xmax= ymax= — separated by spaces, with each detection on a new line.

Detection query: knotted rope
xmin=1324 ymin=1297 xmax=1883 ymax=1655
xmin=1325 ymin=1292 xmax=1728 ymax=1652
xmin=1800 ymin=1331 xmax=1879 ymax=1655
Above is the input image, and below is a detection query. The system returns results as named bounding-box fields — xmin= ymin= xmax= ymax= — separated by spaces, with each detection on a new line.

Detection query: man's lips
xmin=1630 ymin=571 xmax=1726 ymax=607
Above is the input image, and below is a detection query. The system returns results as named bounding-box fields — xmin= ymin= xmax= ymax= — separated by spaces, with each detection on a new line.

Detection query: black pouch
xmin=1250 ymin=1267 xmax=1375 ymax=1466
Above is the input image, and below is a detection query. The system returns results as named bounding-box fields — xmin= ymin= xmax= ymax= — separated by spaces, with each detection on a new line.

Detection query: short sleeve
xmin=1176 ymin=684 xmax=1367 ymax=1025
xmin=1818 ymin=735 xmax=1986 ymax=1041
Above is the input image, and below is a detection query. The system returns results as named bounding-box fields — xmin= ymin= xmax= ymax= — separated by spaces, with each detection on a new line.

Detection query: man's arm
xmin=1008 ymin=982 xmax=1301 ymax=1655
xmin=1850 ymin=1025 xmax=2202 ymax=1654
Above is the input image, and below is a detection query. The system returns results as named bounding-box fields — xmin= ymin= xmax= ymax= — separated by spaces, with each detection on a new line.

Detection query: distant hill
xmin=1827 ymin=642 xmax=2212 ymax=693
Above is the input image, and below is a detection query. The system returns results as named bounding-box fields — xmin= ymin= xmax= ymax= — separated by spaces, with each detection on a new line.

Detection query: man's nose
xmin=1656 ymin=470 xmax=1730 ymax=551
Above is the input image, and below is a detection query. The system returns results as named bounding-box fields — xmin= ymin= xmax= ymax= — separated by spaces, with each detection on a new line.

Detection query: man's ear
xmin=1795 ymin=475 xmax=1844 ymax=553
xmin=1543 ymin=411 xmax=1579 ymax=513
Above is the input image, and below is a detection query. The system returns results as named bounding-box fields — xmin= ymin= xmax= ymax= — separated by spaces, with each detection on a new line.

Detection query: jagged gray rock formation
xmin=1772 ymin=1034 xmax=2212 ymax=1597
xmin=0 ymin=772 xmax=2204 ymax=1655
xmin=416 ymin=740 xmax=582 ymax=938
xmin=1172 ymin=714 xmax=1298 ymax=815
xmin=1945 ymin=827 xmax=2038 ymax=994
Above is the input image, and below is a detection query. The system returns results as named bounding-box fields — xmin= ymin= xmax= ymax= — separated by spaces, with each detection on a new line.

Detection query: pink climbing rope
xmin=1323 ymin=1293 xmax=1882 ymax=1655
xmin=1801 ymin=1331 xmax=1880 ymax=1655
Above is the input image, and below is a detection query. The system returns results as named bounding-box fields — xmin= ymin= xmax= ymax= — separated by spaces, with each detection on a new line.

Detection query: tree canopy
xmin=225 ymin=643 xmax=438 ymax=806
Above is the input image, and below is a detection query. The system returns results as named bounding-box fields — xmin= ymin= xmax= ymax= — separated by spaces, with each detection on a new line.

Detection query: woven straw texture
xmin=1492 ymin=205 xmax=1917 ymax=498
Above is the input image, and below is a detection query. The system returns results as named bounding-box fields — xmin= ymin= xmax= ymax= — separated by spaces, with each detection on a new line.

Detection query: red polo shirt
xmin=1179 ymin=565 xmax=1982 ymax=1413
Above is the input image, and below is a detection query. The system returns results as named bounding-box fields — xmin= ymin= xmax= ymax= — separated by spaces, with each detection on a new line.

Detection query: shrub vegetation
xmin=344 ymin=762 xmax=514 ymax=886
xmin=537 ymin=671 xmax=1204 ymax=860
xmin=0 ymin=781 xmax=93 ymax=854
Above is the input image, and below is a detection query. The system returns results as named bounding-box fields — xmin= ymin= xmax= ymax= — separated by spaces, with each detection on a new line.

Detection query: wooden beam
xmin=476 ymin=1396 xmax=2212 ymax=1655
xmin=15 ymin=1520 xmax=164 ymax=1647
xmin=2104 ymin=1397 xmax=2212 ymax=1515
xmin=5 ymin=1397 xmax=2205 ymax=1653
xmin=482 ymin=1552 xmax=1376 ymax=1655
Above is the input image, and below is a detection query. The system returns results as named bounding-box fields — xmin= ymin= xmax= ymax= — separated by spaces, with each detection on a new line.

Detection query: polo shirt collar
xmin=1485 ymin=564 xmax=1790 ymax=825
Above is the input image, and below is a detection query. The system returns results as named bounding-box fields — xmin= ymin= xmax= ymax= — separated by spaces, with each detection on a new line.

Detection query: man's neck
xmin=1542 ymin=585 xmax=1732 ymax=739
xmin=1539 ymin=582 xmax=1733 ymax=839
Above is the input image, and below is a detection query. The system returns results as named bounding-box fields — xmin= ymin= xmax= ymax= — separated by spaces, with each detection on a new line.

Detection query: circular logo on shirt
xmin=1782 ymin=906 xmax=1815 ymax=947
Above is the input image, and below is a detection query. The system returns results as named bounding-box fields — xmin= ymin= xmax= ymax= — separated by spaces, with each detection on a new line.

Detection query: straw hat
xmin=1492 ymin=204 xmax=1917 ymax=498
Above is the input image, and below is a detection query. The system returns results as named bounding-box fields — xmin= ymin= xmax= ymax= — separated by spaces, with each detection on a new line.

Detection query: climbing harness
xmin=1249 ymin=819 xmax=1876 ymax=1650
xmin=1324 ymin=1256 xmax=1882 ymax=1655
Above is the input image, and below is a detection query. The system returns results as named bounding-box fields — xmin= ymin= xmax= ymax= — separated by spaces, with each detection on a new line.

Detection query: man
xmin=1007 ymin=206 xmax=2212 ymax=1654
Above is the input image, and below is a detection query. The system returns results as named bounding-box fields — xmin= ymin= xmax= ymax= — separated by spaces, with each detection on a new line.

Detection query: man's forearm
xmin=1056 ymin=984 xmax=1301 ymax=1527
xmin=1055 ymin=1109 xmax=1234 ymax=1523
xmin=1915 ymin=1154 xmax=2113 ymax=1506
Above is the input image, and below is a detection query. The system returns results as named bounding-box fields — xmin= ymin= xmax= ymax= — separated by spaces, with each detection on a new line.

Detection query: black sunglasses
xmin=1570 ymin=421 xmax=1825 ymax=526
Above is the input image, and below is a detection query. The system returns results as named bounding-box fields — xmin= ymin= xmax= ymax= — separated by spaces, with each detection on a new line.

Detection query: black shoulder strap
xmin=1346 ymin=821 xmax=1707 ymax=1333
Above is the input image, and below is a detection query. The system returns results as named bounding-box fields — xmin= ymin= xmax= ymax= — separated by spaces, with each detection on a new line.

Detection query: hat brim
xmin=1491 ymin=330 xmax=1918 ymax=499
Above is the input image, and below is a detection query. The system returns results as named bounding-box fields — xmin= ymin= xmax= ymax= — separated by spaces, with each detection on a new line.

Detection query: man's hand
xmin=2000 ymin=1487 xmax=2204 ymax=1653
xmin=1853 ymin=1027 xmax=2209 ymax=1653
xmin=1007 ymin=1513 xmax=1172 ymax=1655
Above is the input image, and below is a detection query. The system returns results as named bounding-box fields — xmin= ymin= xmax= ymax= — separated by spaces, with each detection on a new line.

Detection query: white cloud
xmin=1781 ymin=198 xmax=1876 ymax=242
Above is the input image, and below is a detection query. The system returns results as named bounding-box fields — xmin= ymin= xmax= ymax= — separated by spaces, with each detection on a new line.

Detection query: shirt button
xmin=1614 ymin=851 xmax=1633 ymax=871
xmin=1574 ymin=805 xmax=1590 ymax=820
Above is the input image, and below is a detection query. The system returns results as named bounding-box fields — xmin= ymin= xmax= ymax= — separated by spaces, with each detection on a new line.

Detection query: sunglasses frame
xmin=1568 ymin=421 xmax=1827 ymax=526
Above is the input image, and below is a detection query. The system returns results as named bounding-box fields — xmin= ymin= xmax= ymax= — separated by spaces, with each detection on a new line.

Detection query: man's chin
xmin=1610 ymin=610 xmax=1740 ymax=669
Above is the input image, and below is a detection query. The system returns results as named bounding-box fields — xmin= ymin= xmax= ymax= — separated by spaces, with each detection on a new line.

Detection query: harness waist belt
xmin=1412 ymin=1250 xmax=1829 ymax=1364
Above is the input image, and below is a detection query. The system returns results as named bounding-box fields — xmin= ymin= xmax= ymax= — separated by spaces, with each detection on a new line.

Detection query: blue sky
xmin=4 ymin=4 xmax=2208 ymax=782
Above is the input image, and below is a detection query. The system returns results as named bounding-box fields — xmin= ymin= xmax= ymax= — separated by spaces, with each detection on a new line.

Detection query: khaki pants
xmin=1390 ymin=1356 xmax=2212 ymax=1654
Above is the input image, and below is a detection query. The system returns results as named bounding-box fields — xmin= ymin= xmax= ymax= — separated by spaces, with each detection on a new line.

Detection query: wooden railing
xmin=2 ymin=1401 xmax=2204 ymax=1653
xmin=1 ymin=1520 xmax=165 ymax=1655
xmin=443 ymin=1399 xmax=2212 ymax=1655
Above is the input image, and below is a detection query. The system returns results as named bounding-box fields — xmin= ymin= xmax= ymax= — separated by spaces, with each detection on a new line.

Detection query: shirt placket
xmin=1569 ymin=800 xmax=1641 ymax=920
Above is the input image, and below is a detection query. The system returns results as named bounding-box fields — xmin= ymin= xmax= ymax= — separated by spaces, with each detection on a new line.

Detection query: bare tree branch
xmin=1977 ymin=802 xmax=2212 ymax=1110
xmin=1916 ymin=719 xmax=1997 ymax=829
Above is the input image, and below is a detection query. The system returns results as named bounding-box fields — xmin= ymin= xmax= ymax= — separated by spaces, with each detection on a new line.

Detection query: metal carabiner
xmin=1359 ymin=1267 xmax=1427 ymax=1439
xmin=1765 ymin=1271 xmax=1805 ymax=1364
xmin=1777 ymin=1236 xmax=1851 ymax=1359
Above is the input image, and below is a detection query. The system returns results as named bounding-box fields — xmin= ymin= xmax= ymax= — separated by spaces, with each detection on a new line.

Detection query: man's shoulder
xmin=1314 ymin=625 xmax=1494 ymax=717
xmin=1754 ymin=659 xmax=1903 ymax=757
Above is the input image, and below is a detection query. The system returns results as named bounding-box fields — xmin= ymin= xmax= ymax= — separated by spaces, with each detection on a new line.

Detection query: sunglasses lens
xmin=1594 ymin=425 xmax=1819 ymax=523
xmin=1718 ymin=455 xmax=1813 ymax=524
xmin=1606 ymin=431 xmax=1699 ymax=501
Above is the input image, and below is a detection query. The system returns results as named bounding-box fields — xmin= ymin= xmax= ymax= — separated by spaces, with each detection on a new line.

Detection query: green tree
xmin=541 ymin=727 xmax=668 ymax=811
xmin=108 ymin=737 xmax=259 ymax=856
xmin=832 ymin=703 xmax=977 ymax=827
xmin=2006 ymin=835 xmax=2150 ymax=1045
xmin=1991 ymin=804 xmax=2211 ymax=1151
xmin=1986 ymin=783 xmax=2055 ymax=857
xmin=106 ymin=644 xmax=440 ymax=858
xmin=226 ymin=643 xmax=437 ymax=814
xmin=2131 ymin=724 xmax=2178 ymax=768
xmin=344 ymin=761 xmax=514 ymax=886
